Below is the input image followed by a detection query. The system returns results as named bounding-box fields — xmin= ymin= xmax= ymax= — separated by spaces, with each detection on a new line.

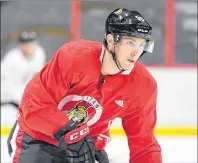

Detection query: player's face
xmin=115 ymin=36 xmax=145 ymax=70
xmin=20 ymin=41 xmax=37 ymax=57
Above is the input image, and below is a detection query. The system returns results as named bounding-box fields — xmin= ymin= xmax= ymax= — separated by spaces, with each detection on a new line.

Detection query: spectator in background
xmin=1 ymin=30 xmax=46 ymax=107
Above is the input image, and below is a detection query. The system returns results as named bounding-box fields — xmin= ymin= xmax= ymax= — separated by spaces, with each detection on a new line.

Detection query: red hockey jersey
xmin=18 ymin=40 xmax=162 ymax=163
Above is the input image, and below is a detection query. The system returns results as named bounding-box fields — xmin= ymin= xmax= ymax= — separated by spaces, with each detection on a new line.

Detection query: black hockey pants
xmin=7 ymin=122 xmax=73 ymax=163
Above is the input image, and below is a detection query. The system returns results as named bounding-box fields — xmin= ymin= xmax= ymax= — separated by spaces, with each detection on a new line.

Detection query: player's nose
xmin=130 ymin=49 xmax=138 ymax=57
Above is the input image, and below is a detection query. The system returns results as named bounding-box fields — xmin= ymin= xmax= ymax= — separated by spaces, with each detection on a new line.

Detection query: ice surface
xmin=1 ymin=136 xmax=197 ymax=163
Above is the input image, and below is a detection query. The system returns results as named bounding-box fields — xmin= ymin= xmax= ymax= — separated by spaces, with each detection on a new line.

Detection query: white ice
xmin=1 ymin=136 xmax=197 ymax=163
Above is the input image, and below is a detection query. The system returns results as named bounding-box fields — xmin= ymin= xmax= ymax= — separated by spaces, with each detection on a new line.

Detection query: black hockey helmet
xmin=104 ymin=8 xmax=154 ymax=54
xmin=18 ymin=30 xmax=37 ymax=43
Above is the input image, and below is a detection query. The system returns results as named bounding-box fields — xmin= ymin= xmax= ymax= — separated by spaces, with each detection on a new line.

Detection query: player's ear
xmin=106 ymin=34 xmax=114 ymax=50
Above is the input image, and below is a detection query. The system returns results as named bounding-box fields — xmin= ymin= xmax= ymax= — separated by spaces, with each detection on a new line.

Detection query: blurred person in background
xmin=7 ymin=9 xmax=161 ymax=163
xmin=1 ymin=30 xmax=46 ymax=108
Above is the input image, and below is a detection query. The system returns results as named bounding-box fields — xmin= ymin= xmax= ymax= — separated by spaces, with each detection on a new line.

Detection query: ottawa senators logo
xmin=58 ymin=95 xmax=103 ymax=127
xmin=67 ymin=105 xmax=89 ymax=126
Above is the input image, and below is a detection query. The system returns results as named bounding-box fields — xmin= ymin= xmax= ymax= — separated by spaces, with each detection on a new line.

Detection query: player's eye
xmin=126 ymin=41 xmax=135 ymax=46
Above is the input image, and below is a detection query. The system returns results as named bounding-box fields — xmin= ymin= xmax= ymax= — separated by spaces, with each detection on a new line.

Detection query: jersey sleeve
xmin=122 ymin=88 xmax=162 ymax=163
xmin=91 ymin=121 xmax=112 ymax=151
xmin=19 ymin=44 xmax=73 ymax=138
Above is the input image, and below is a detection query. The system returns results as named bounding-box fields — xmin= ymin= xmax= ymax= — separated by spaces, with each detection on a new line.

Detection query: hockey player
xmin=1 ymin=30 xmax=46 ymax=106
xmin=8 ymin=8 xmax=162 ymax=163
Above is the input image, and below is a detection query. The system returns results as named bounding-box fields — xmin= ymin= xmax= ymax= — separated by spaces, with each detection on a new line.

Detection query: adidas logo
xmin=115 ymin=100 xmax=124 ymax=107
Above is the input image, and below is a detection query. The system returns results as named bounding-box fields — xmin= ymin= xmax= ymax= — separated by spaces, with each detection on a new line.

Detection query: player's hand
xmin=54 ymin=106 xmax=96 ymax=163
xmin=57 ymin=122 xmax=89 ymax=149
xmin=54 ymin=106 xmax=90 ymax=149
xmin=65 ymin=136 xmax=97 ymax=163
xmin=96 ymin=150 xmax=110 ymax=163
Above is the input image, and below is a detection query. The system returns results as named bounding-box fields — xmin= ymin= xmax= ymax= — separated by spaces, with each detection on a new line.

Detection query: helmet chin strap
xmin=103 ymin=41 xmax=126 ymax=71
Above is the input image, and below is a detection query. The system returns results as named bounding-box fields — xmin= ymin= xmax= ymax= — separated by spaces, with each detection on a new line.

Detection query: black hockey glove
xmin=54 ymin=106 xmax=96 ymax=163
xmin=96 ymin=150 xmax=110 ymax=163
xmin=65 ymin=136 xmax=96 ymax=163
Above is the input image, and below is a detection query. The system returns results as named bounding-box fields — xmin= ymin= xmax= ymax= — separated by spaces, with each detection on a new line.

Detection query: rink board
xmin=1 ymin=126 xmax=197 ymax=137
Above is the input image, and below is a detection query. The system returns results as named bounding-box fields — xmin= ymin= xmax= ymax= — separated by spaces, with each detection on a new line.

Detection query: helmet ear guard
xmin=104 ymin=32 xmax=121 ymax=44
xmin=113 ymin=34 xmax=121 ymax=43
